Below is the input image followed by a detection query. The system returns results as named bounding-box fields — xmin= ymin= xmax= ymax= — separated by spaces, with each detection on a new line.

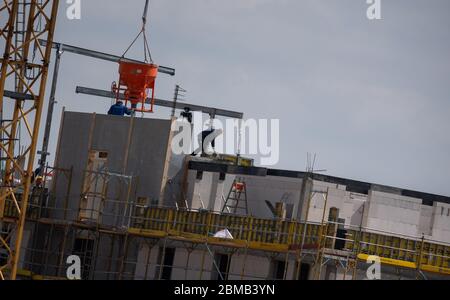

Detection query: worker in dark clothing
xmin=180 ymin=107 xmax=193 ymax=123
xmin=31 ymin=166 xmax=42 ymax=184
xmin=191 ymin=128 xmax=223 ymax=156
xmin=108 ymin=101 xmax=132 ymax=116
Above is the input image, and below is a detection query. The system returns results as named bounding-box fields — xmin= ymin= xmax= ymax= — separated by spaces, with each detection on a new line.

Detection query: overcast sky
xmin=41 ymin=0 xmax=450 ymax=196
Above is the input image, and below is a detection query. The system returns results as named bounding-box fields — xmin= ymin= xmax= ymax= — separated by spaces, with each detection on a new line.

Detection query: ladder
xmin=221 ymin=178 xmax=249 ymax=215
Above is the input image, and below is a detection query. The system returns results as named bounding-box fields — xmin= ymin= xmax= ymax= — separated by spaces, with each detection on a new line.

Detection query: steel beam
xmin=39 ymin=43 xmax=62 ymax=173
xmin=38 ymin=39 xmax=176 ymax=76
xmin=3 ymin=90 xmax=35 ymax=100
xmin=76 ymin=86 xmax=244 ymax=119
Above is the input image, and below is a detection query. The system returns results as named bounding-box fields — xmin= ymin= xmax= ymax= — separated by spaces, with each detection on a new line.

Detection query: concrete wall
xmin=52 ymin=112 xmax=92 ymax=221
xmin=244 ymin=175 xmax=303 ymax=219
xmin=172 ymin=248 xmax=213 ymax=280
xmin=185 ymin=168 xmax=450 ymax=244
xmin=134 ymin=243 xmax=160 ymax=280
xmin=133 ymin=242 xmax=306 ymax=280
xmin=363 ymin=191 xmax=422 ymax=237
xmin=306 ymin=181 xmax=449 ymax=242
xmin=186 ymin=170 xmax=305 ymax=219
xmin=419 ymin=205 xmax=433 ymax=237
xmin=306 ymin=180 xmax=368 ymax=229
xmin=430 ymin=202 xmax=450 ymax=243
xmin=227 ymin=254 xmax=270 ymax=280
xmin=306 ymin=181 xmax=347 ymax=223
xmin=162 ymin=153 xmax=187 ymax=208
xmin=184 ymin=169 xmax=450 ymax=245
xmin=134 ymin=245 xmax=215 ymax=280
xmin=131 ymin=241 xmax=449 ymax=280
xmin=343 ymin=193 xmax=367 ymax=229
xmin=188 ymin=170 xmax=217 ymax=210
xmin=53 ymin=112 xmax=175 ymax=224
xmin=303 ymin=180 xmax=445 ymax=239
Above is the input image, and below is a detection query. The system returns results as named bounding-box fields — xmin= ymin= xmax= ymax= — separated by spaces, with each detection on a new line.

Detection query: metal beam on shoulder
xmin=76 ymin=86 xmax=244 ymax=119
xmin=38 ymin=39 xmax=176 ymax=76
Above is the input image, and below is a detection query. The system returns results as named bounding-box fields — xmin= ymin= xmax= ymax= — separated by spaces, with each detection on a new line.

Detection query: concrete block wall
xmin=307 ymin=181 xmax=347 ymax=223
xmin=418 ymin=205 xmax=434 ymax=237
xmin=189 ymin=170 xmax=215 ymax=210
xmin=53 ymin=112 xmax=176 ymax=225
xmin=430 ymin=202 xmax=450 ymax=244
xmin=343 ymin=193 xmax=368 ymax=229
xmin=363 ymin=191 xmax=422 ymax=237
xmin=187 ymin=171 xmax=304 ymax=219
xmin=227 ymin=254 xmax=269 ymax=280
xmin=306 ymin=181 xmax=368 ymax=229
xmin=133 ymin=243 xmax=305 ymax=280
xmin=185 ymin=169 xmax=450 ymax=245
xmin=135 ymin=246 xmax=221 ymax=280
xmin=171 ymin=249 xmax=213 ymax=280
xmin=162 ymin=152 xmax=187 ymax=208
xmin=134 ymin=243 xmax=158 ymax=280
xmin=132 ymin=241 xmax=449 ymax=280
xmin=244 ymin=175 xmax=303 ymax=219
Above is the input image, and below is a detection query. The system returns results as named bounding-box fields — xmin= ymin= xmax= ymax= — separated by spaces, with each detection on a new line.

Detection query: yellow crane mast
xmin=0 ymin=0 xmax=59 ymax=280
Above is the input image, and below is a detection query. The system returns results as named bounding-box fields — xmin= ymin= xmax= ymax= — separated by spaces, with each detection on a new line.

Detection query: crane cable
xmin=121 ymin=0 xmax=153 ymax=63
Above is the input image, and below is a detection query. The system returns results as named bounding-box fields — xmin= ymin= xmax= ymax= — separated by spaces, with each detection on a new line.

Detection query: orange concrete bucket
xmin=118 ymin=61 xmax=158 ymax=112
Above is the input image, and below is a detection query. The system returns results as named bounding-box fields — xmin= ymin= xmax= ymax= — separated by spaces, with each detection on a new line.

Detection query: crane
xmin=33 ymin=39 xmax=243 ymax=172
xmin=35 ymin=0 xmax=238 ymax=171
xmin=110 ymin=0 xmax=166 ymax=114
xmin=0 ymin=0 xmax=59 ymax=280
xmin=0 ymin=1 xmax=244 ymax=281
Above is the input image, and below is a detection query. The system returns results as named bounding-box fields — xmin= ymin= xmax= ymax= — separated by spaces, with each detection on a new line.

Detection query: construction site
xmin=0 ymin=1 xmax=449 ymax=281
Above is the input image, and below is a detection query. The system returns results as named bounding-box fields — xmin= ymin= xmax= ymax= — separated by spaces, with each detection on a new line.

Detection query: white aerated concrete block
xmin=228 ymin=254 xmax=269 ymax=280
xmin=364 ymin=191 xmax=422 ymax=237
xmin=431 ymin=203 xmax=450 ymax=243
xmin=418 ymin=206 xmax=433 ymax=236
xmin=245 ymin=176 xmax=303 ymax=219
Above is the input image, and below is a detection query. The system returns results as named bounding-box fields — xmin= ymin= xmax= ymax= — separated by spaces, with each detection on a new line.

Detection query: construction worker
xmin=108 ymin=101 xmax=132 ymax=116
xmin=191 ymin=128 xmax=223 ymax=156
xmin=35 ymin=175 xmax=44 ymax=188
xmin=180 ymin=107 xmax=193 ymax=123
xmin=31 ymin=166 xmax=42 ymax=184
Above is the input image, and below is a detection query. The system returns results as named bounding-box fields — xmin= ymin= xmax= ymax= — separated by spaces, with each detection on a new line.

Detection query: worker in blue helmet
xmin=108 ymin=101 xmax=133 ymax=116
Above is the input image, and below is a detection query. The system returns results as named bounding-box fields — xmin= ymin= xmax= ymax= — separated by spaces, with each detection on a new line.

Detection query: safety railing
xmin=2 ymin=186 xmax=449 ymax=275
xmin=321 ymin=220 xmax=450 ymax=274
xmin=130 ymin=206 xmax=332 ymax=249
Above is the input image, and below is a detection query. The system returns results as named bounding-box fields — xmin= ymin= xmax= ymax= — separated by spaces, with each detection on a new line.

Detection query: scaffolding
xmin=1 ymin=166 xmax=449 ymax=280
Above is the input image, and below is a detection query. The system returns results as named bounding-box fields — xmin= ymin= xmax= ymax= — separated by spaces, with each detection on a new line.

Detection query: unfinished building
xmin=2 ymin=0 xmax=449 ymax=282
xmin=1 ymin=110 xmax=448 ymax=280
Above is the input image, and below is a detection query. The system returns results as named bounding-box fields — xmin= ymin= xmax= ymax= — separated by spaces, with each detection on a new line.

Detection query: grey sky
xmin=41 ymin=0 xmax=450 ymax=196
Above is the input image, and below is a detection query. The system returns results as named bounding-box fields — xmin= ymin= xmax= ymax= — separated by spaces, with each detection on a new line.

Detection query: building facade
xmin=5 ymin=112 xmax=448 ymax=280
